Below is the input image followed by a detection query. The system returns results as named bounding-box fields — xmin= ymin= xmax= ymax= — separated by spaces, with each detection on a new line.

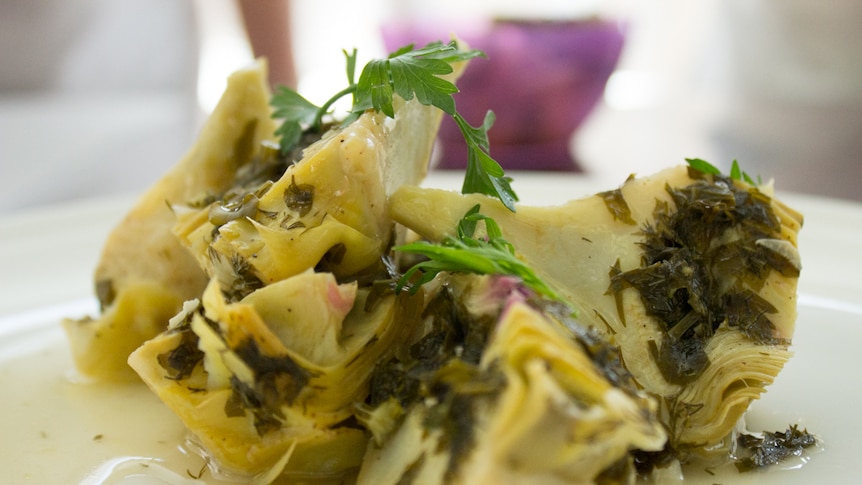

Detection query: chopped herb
xmin=609 ymin=174 xmax=788 ymax=384
xmin=365 ymin=287 xmax=503 ymax=478
xmin=424 ymin=368 xmax=503 ymax=480
xmin=730 ymin=159 xmax=760 ymax=185
xmin=598 ymin=188 xmax=636 ymax=225
xmin=270 ymin=41 xmax=518 ymax=211
xmin=685 ymin=157 xmax=722 ymax=177
xmin=735 ymin=425 xmax=817 ymax=472
xmin=270 ymin=85 xmax=322 ymax=154
xmin=224 ymin=339 xmax=315 ymax=436
xmin=650 ymin=335 xmax=709 ymax=385
xmin=686 ymin=158 xmax=759 ymax=185
xmin=283 ymin=175 xmax=314 ymax=217
xmin=540 ymin=300 xmax=638 ymax=392
xmin=157 ymin=327 xmax=205 ymax=381
xmin=208 ymin=180 xmax=275 ymax=229
xmin=212 ymin=250 xmax=265 ymax=302
xmin=395 ymin=205 xmax=560 ymax=301
xmin=367 ymin=358 xmax=420 ymax=408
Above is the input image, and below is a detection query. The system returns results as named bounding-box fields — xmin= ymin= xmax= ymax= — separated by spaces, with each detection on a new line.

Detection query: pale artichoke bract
xmin=129 ymin=273 xmax=421 ymax=480
xmin=390 ymin=165 xmax=804 ymax=462
xmin=356 ymin=275 xmax=667 ymax=484
xmin=63 ymin=62 xmax=278 ymax=380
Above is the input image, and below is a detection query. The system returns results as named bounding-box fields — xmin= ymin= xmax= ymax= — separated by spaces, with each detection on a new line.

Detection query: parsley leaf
xmin=457 ymin=112 xmax=518 ymax=211
xmin=685 ymin=158 xmax=722 ymax=176
xmin=686 ymin=158 xmax=760 ymax=185
xmin=731 ymin=159 xmax=760 ymax=185
xmin=395 ymin=205 xmax=561 ymax=301
xmin=269 ymin=41 xmax=519 ymax=211
xmin=270 ymin=86 xmax=320 ymax=155
xmin=354 ymin=42 xmax=465 ymax=117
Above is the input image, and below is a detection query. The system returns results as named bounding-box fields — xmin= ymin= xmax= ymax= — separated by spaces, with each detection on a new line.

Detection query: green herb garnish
xmin=686 ymin=158 xmax=760 ymax=185
xmin=735 ymin=425 xmax=817 ymax=472
xmin=685 ymin=158 xmax=722 ymax=176
xmin=609 ymin=174 xmax=786 ymax=385
xmin=270 ymin=41 xmax=518 ymax=211
xmin=394 ymin=205 xmax=560 ymax=300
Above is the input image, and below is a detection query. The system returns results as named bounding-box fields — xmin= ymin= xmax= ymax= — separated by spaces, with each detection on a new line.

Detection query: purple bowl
xmin=383 ymin=18 xmax=625 ymax=171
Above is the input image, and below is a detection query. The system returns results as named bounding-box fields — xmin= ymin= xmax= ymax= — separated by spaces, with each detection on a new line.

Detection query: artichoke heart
xmin=129 ymin=271 xmax=422 ymax=479
xmin=175 ymin=116 xmax=396 ymax=288
xmin=67 ymin=48 xmax=455 ymax=381
xmin=63 ymin=61 xmax=277 ymax=380
xmin=390 ymin=165 xmax=804 ymax=459
xmin=117 ymin=50 xmax=463 ymax=479
xmin=356 ymin=275 xmax=666 ymax=484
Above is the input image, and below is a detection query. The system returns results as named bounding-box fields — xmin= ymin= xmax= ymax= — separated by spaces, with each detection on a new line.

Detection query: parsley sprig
xmin=394 ymin=205 xmax=561 ymax=301
xmin=686 ymin=158 xmax=760 ymax=185
xmin=270 ymin=41 xmax=518 ymax=211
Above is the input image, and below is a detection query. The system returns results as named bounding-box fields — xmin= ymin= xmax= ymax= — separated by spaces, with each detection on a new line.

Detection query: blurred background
xmin=1 ymin=0 xmax=860 ymax=212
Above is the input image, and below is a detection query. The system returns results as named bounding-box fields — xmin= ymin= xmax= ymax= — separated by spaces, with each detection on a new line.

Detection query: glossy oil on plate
xmin=1 ymin=173 xmax=860 ymax=484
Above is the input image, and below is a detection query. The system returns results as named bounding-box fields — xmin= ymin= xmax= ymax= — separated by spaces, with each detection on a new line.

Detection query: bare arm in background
xmin=238 ymin=0 xmax=297 ymax=89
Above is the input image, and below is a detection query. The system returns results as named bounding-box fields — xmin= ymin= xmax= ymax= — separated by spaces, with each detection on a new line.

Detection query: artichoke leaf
xmin=63 ymin=61 xmax=277 ymax=380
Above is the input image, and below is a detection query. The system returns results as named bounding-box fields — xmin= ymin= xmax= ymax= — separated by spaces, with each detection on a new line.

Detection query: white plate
xmin=2 ymin=173 xmax=861 ymax=484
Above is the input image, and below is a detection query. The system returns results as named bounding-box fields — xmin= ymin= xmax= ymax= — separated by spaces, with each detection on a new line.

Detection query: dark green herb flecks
xmin=157 ymin=328 xmax=205 ymax=381
xmin=283 ymin=175 xmax=315 ymax=217
xmin=225 ymin=338 xmax=315 ymax=436
xmin=540 ymin=299 xmax=640 ymax=393
xmin=735 ymin=425 xmax=817 ymax=472
xmin=364 ymin=286 xmax=503 ymax=478
xmin=609 ymin=171 xmax=791 ymax=385
xmin=423 ymin=363 xmax=505 ymax=480
xmin=222 ymin=252 xmax=265 ymax=303
xmin=156 ymin=306 xmax=206 ymax=382
xmin=686 ymin=157 xmax=759 ymax=186
xmin=364 ymin=275 xmax=641 ymax=480
xmin=599 ymin=188 xmax=636 ymax=225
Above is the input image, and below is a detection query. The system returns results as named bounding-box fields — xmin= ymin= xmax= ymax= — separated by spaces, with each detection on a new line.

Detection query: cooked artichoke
xmin=120 ymin=51 xmax=463 ymax=479
xmin=390 ymin=165 xmax=803 ymax=461
xmin=67 ymin=39 xmax=807 ymax=483
xmin=356 ymin=274 xmax=667 ymax=484
xmin=63 ymin=62 xmax=278 ymax=380
xmin=64 ymin=53 xmax=453 ymax=380
xmin=128 ymin=272 xmax=422 ymax=480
